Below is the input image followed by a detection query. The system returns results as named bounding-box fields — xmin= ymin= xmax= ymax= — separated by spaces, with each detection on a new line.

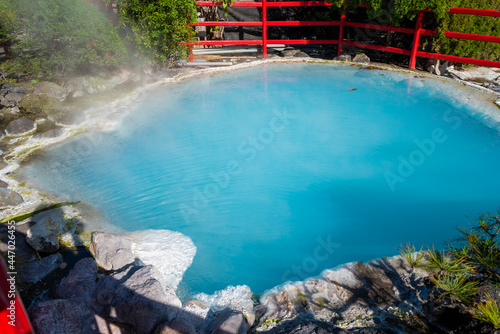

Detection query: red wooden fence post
xmin=409 ymin=10 xmax=424 ymax=69
xmin=338 ymin=13 xmax=345 ymax=55
xmin=262 ymin=0 xmax=268 ymax=58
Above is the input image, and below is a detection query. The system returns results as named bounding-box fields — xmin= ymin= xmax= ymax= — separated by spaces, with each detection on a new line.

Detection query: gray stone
xmin=30 ymin=299 xmax=86 ymax=334
xmin=281 ymin=49 xmax=300 ymax=57
xmin=90 ymin=232 xmax=135 ymax=271
xmin=26 ymin=215 xmax=62 ymax=253
xmin=4 ymin=117 xmax=37 ymax=136
xmin=209 ymin=309 xmax=248 ymax=334
xmin=0 ymin=85 xmax=26 ymax=108
xmin=153 ymin=319 xmax=196 ymax=334
xmin=0 ymin=179 xmax=8 ymax=188
xmin=33 ymin=128 xmax=64 ymax=139
xmin=56 ymin=110 xmax=87 ymax=126
xmin=26 ymin=208 xmax=84 ymax=251
xmin=0 ymin=188 xmax=24 ymax=208
xmin=34 ymin=81 xmax=68 ymax=101
xmin=20 ymin=253 xmax=63 ymax=283
xmin=96 ymin=265 xmax=181 ymax=334
xmin=160 ymin=299 xmax=213 ymax=333
xmin=496 ymin=100 xmax=500 ymax=108
xmin=334 ymin=54 xmax=352 ymax=62
xmin=55 ymin=257 xmax=98 ymax=302
xmin=353 ymin=53 xmax=370 ymax=65
xmin=426 ymin=59 xmax=441 ymax=75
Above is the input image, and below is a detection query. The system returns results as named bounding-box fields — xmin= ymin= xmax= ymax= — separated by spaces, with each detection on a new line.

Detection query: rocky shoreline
xmin=1 ymin=57 xmax=500 ymax=333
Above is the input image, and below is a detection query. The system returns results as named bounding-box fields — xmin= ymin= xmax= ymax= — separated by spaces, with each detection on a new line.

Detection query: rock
xmin=209 ymin=308 xmax=248 ymax=334
xmin=33 ymin=128 xmax=64 ymax=139
xmin=34 ymin=81 xmax=68 ymax=101
xmin=448 ymin=66 xmax=500 ymax=82
xmin=334 ymin=54 xmax=352 ymax=62
xmin=0 ymin=84 xmax=26 ymax=108
xmin=426 ymin=59 xmax=441 ymax=75
xmin=295 ymin=51 xmax=309 ymax=58
xmin=155 ymin=299 xmax=213 ymax=334
xmin=55 ymin=257 xmax=98 ymax=303
xmin=4 ymin=117 xmax=37 ymax=136
xmin=19 ymin=253 xmax=63 ymax=284
xmin=90 ymin=232 xmax=135 ymax=271
xmin=496 ymin=100 xmax=500 ymax=108
xmin=128 ymin=229 xmax=197 ymax=289
xmin=30 ymin=299 xmax=87 ymax=334
xmin=153 ymin=319 xmax=196 ymax=334
xmin=96 ymin=264 xmax=181 ymax=334
xmin=26 ymin=216 xmax=62 ymax=253
xmin=280 ymin=49 xmax=300 ymax=57
xmin=0 ymin=188 xmax=24 ymax=208
xmin=56 ymin=110 xmax=86 ymax=126
xmin=353 ymin=53 xmax=370 ymax=65
xmin=26 ymin=208 xmax=84 ymax=252
xmin=0 ymin=179 xmax=7 ymax=187
xmin=18 ymin=94 xmax=63 ymax=117
xmin=65 ymin=76 xmax=115 ymax=97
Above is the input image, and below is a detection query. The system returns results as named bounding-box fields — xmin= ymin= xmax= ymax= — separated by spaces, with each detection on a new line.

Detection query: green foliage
xmin=1 ymin=0 xmax=127 ymax=78
xmin=433 ymin=272 xmax=479 ymax=303
xmin=111 ymin=0 xmax=198 ymax=66
xmin=404 ymin=213 xmax=500 ymax=327
xmin=424 ymin=246 xmax=473 ymax=276
xmin=450 ymin=214 xmax=500 ymax=282
xmin=327 ymin=0 xmax=500 ymax=63
xmin=439 ymin=0 xmax=500 ymax=62
xmin=399 ymin=242 xmax=425 ymax=267
xmin=0 ymin=0 xmax=16 ymax=45
xmin=472 ymin=293 xmax=500 ymax=329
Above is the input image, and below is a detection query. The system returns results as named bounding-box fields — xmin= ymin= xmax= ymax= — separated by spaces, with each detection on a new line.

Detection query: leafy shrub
xmin=0 ymin=0 xmax=127 ymax=78
xmin=110 ymin=0 xmax=198 ymax=66
xmin=399 ymin=242 xmax=425 ymax=267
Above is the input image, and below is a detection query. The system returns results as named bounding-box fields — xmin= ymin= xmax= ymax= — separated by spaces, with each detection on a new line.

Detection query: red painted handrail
xmin=190 ymin=2 xmax=500 ymax=69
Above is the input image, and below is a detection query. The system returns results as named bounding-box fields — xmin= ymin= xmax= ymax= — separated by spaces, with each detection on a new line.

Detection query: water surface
xmin=25 ymin=63 xmax=500 ymax=295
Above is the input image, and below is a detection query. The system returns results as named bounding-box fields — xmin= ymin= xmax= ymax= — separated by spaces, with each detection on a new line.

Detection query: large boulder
xmin=18 ymin=94 xmax=63 ymax=118
xmin=19 ymin=253 xmax=63 ymax=284
xmin=34 ymin=81 xmax=68 ymax=101
xmin=96 ymin=265 xmax=182 ymax=334
xmin=0 ymin=84 xmax=26 ymax=108
xmin=4 ymin=117 xmax=37 ymax=136
xmin=26 ymin=208 xmax=84 ymax=253
xmin=90 ymin=232 xmax=135 ymax=271
xmin=208 ymin=308 xmax=249 ymax=334
xmin=26 ymin=215 xmax=62 ymax=253
xmin=353 ymin=53 xmax=370 ymax=65
xmin=55 ymin=257 xmax=99 ymax=303
xmin=0 ymin=188 xmax=24 ymax=208
xmin=154 ymin=299 xmax=212 ymax=334
xmin=30 ymin=299 xmax=87 ymax=334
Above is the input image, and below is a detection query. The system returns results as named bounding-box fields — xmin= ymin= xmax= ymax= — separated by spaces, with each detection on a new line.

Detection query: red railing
xmin=190 ymin=2 xmax=500 ymax=69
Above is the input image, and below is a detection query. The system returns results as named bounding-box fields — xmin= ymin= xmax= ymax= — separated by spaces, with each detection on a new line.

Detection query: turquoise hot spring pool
xmin=24 ymin=63 xmax=500 ymax=297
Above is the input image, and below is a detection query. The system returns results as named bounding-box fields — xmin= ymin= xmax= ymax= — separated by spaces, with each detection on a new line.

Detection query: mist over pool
xmin=23 ymin=63 xmax=500 ymax=296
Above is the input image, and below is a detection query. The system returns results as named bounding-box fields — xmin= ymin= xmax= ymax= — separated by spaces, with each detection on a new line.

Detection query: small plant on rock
xmin=472 ymin=293 xmax=500 ymax=329
xmin=399 ymin=242 xmax=425 ymax=268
